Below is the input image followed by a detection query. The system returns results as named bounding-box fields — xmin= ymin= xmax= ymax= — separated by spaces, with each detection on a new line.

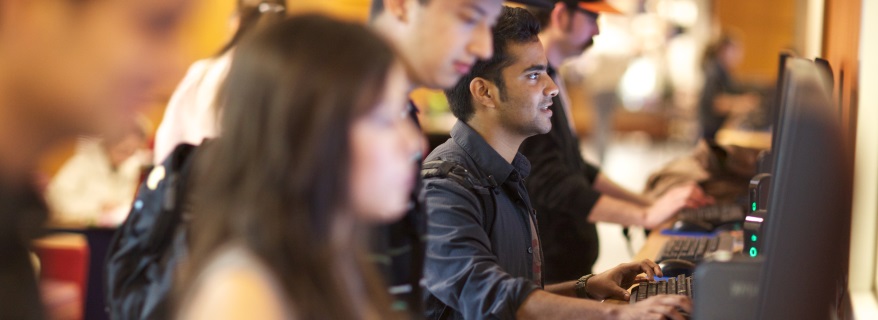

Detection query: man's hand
xmin=644 ymin=183 xmax=714 ymax=229
xmin=586 ymin=259 xmax=663 ymax=301
xmin=614 ymin=295 xmax=692 ymax=320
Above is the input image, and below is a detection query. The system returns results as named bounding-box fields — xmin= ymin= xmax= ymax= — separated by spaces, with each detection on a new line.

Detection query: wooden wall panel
xmin=822 ymin=0 xmax=860 ymax=143
xmin=713 ymin=0 xmax=797 ymax=84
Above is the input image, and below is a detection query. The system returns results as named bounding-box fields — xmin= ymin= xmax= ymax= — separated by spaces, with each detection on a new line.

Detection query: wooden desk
xmin=716 ymin=128 xmax=772 ymax=150
xmin=634 ymin=231 xmax=674 ymax=262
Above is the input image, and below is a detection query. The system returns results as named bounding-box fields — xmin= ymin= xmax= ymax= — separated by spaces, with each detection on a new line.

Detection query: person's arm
xmin=593 ymin=173 xmax=652 ymax=207
xmin=422 ymin=178 xmax=540 ymax=319
xmin=543 ymin=258 xmax=660 ymax=298
xmin=712 ymin=93 xmax=760 ymax=115
xmin=518 ymin=260 xmax=689 ymax=320
xmin=588 ymin=183 xmax=713 ymax=229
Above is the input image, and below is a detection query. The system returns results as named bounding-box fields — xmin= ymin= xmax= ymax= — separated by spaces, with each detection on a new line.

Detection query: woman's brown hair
xmin=182 ymin=14 xmax=399 ymax=319
xmin=217 ymin=0 xmax=287 ymax=56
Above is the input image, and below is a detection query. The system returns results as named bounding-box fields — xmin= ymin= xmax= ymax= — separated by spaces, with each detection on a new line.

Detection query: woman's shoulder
xmin=178 ymin=244 xmax=294 ymax=320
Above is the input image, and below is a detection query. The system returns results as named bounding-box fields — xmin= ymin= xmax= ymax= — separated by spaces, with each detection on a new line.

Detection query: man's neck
xmin=539 ymin=32 xmax=567 ymax=69
xmin=467 ymin=119 xmax=525 ymax=164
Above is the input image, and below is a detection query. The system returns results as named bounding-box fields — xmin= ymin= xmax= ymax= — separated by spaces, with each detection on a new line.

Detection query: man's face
xmin=2 ymin=0 xmax=190 ymax=137
xmin=492 ymin=40 xmax=559 ymax=137
xmin=404 ymin=0 xmax=504 ymax=89
xmin=563 ymin=8 xmax=600 ymax=56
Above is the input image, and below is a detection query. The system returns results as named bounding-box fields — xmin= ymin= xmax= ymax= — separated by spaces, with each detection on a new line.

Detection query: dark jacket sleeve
xmin=421 ymin=178 xmax=539 ymax=319
xmin=522 ymin=134 xmax=603 ymax=218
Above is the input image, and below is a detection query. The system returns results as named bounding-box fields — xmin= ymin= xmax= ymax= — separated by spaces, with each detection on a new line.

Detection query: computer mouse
xmin=670 ymin=219 xmax=714 ymax=233
xmin=658 ymin=259 xmax=697 ymax=277
xmin=658 ymin=259 xmax=695 ymax=277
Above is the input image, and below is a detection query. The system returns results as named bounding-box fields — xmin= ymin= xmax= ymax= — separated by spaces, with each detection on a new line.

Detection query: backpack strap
xmin=422 ymin=160 xmax=499 ymax=237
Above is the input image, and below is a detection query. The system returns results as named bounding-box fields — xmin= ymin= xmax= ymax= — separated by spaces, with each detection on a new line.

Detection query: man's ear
xmin=551 ymin=2 xmax=572 ymax=32
xmin=383 ymin=0 xmax=410 ymax=23
xmin=470 ymin=77 xmax=498 ymax=110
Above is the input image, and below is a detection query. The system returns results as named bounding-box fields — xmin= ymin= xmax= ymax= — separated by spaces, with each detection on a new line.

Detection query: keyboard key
xmin=630 ymin=276 xmax=695 ymax=304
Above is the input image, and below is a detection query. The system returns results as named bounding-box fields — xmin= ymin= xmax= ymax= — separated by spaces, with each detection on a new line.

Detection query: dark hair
xmin=183 ymin=15 xmax=400 ymax=319
xmin=445 ymin=6 xmax=541 ymax=122
xmin=217 ymin=0 xmax=286 ymax=55
xmin=527 ymin=1 xmax=593 ymax=30
xmin=702 ymin=32 xmax=738 ymax=69
xmin=370 ymin=0 xmax=431 ymax=21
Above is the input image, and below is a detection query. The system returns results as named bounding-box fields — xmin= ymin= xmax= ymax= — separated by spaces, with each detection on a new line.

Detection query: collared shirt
xmin=519 ymin=65 xmax=604 ymax=283
xmin=421 ymin=121 xmax=542 ymax=320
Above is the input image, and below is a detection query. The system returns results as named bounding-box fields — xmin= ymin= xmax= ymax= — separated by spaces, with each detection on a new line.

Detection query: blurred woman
xmin=176 ymin=15 xmax=420 ymax=319
xmin=699 ymin=33 xmax=760 ymax=141
xmin=152 ymin=0 xmax=286 ymax=164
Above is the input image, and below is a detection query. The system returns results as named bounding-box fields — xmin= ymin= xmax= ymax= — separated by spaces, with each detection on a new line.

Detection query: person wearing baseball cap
xmin=367 ymin=0 xmax=552 ymax=315
xmin=521 ymin=0 xmax=714 ymax=286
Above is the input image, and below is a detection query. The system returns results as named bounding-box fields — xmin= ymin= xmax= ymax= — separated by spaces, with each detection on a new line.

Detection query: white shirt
xmin=153 ymin=52 xmax=233 ymax=164
xmin=46 ymin=139 xmax=147 ymax=226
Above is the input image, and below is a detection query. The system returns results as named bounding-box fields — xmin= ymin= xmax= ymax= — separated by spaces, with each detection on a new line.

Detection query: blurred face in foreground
xmin=350 ymin=64 xmax=422 ymax=223
xmin=0 ymin=0 xmax=191 ymax=138
xmin=384 ymin=0 xmax=505 ymax=89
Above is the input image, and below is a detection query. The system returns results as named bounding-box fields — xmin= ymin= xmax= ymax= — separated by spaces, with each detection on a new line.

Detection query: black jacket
xmin=519 ymin=66 xmax=603 ymax=283
xmin=422 ymin=122 xmax=541 ymax=319
xmin=0 ymin=182 xmax=48 ymax=320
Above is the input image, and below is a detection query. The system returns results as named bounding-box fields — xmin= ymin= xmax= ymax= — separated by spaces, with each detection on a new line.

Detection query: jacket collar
xmin=450 ymin=121 xmax=531 ymax=184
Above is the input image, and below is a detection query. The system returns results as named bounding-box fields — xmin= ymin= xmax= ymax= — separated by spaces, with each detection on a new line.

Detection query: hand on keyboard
xmin=617 ymin=295 xmax=692 ymax=320
xmin=586 ymin=259 xmax=663 ymax=300
xmin=645 ymin=183 xmax=714 ymax=229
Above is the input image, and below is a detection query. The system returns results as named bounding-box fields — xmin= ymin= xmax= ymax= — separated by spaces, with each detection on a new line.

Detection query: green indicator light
xmin=751 ymin=234 xmax=757 ymax=242
xmin=752 ymin=202 xmax=757 ymax=211
xmin=749 ymin=247 xmax=758 ymax=257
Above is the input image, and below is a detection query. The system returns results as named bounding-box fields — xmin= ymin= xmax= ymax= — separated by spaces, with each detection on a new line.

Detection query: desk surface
xmin=716 ymin=128 xmax=772 ymax=150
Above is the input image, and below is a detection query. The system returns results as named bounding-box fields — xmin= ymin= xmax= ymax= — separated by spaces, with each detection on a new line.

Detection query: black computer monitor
xmin=757 ymin=53 xmax=791 ymax=174
xmin=755 ymin=58 xmax=852 ymax=318
xmin=768 ymin=53 xmax=792 ymax=152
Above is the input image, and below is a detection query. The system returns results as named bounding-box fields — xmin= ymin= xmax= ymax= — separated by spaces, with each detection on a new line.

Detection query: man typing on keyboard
xmin=421 ymin=6 xmax=691 ymax=319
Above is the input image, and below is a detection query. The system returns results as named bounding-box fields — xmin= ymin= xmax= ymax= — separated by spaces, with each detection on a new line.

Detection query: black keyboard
xmin=677 ymin=204 xmax=745 ymax=225
xmin=656 ymin=233 xmax=734 ymax=262
xmin=630 ymin=274 xmax=693 ymax=304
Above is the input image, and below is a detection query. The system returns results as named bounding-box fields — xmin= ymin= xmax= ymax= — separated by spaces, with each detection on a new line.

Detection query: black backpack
xmin=421 ymin=160 xmax=499 ymax=237
xmin=104 ymin=143 xmax=199 ymax=320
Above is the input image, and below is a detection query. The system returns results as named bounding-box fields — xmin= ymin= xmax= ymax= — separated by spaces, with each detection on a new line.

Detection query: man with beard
xmin=421 ymin=7 xmax=691 ymax=319
xmin=520 ymin=0 xmax=714 ymax=284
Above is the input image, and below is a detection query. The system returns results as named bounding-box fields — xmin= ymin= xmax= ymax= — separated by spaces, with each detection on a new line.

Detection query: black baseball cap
xmin=507 ymin=0 xmax=554 ymax=8
xmin=554 ymin=0 xmax=622 ymax=14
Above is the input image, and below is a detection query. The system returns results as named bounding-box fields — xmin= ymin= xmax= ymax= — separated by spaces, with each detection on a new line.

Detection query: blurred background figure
xmin=152 ymin=0 xmax=287 ymax=164
xmin=698 ymin=32 xmax=761 ymax=141
xmin=46 ymin=118 xmax=151 ymax=228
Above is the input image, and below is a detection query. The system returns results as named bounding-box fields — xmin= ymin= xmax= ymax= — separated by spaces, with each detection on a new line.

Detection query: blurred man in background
xmin=0 ymin=0 xmax=191 ymax=317
xmin=699 ymin=33 xmax=761 ymax=141
xmin=521 ymin=0 xmax=713 ymax=284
